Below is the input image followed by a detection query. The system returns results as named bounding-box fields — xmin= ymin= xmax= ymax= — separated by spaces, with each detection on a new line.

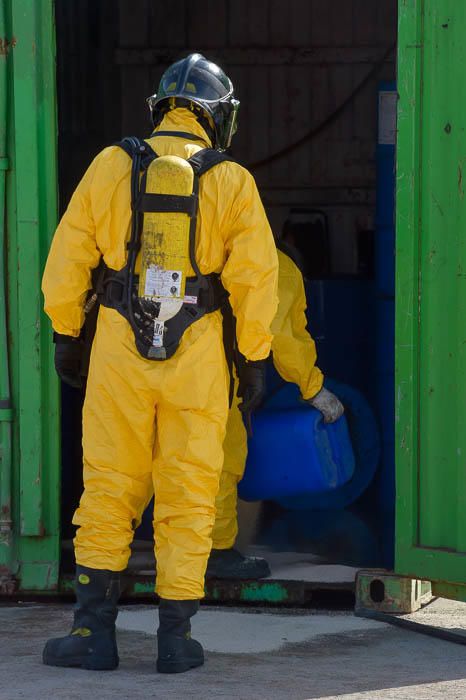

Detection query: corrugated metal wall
xmin=56 ymin=0 xmax=396 ymax=273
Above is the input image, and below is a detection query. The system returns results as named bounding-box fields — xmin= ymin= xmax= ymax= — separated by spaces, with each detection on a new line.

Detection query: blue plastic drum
xmin=238 ymin=389 xmax=355 ymax=502
xmin=273 ymin=379 xmax=381 ymax=511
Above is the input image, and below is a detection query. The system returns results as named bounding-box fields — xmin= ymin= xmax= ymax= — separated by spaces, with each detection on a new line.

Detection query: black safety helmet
xmin=147 ymin=53 xmax=240 ymax=152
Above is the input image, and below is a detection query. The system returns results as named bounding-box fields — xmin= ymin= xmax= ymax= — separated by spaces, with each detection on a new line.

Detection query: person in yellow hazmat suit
xmin=207 ymin=245 xmax=344 ymax=580
xmin=41 ymin=54 xmax=278 ymax=674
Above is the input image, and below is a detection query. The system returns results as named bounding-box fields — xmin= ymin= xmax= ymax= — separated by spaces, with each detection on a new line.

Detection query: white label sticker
xmin=144 ymin=266 xmax=183 ymax=298
xmin=153 ymin=320 xmax=165 ymax=347
xmin=378 ymin=91 xmax=397 ymax=145
xmin=183 ymin=295 xmax=198 ymax=305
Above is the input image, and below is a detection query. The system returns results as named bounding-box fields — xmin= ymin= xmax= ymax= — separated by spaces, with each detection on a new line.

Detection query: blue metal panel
xmin=375 ymin=82 xmax=396 ymax=522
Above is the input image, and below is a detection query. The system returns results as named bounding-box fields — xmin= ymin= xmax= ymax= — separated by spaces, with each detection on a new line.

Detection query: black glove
xmin=53 ymin=332 xmax=84 ymax=389
xmin=237 ymin=359 xmax=267 ymax=414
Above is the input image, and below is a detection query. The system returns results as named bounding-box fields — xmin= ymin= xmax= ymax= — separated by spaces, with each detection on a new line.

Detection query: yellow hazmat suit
xmin=211 ymin=248 xmax=323 ymax=550
xmin=42 ymin=109 xmax=279 ymax=599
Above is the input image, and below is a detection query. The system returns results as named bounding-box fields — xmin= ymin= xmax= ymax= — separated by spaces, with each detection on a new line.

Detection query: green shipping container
xmin=395 ymin=0 xmax=466 ymax=602
xmin=1 ymin=0 xmax=59 ymax=592
xmin=0 ymin=0 xmax=465 ymax=600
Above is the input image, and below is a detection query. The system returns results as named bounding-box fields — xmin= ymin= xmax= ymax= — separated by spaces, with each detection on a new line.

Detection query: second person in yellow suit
xmin=207 ymin=246 xmax=344 ymax=579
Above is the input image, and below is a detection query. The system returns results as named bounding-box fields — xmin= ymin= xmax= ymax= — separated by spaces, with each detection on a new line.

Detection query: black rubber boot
xmin=157 ymin=599 xmax=204 ymax=674
xmin=206 ymin=548 xmax=271 ymax=580
xmin=43 ymin=566 xmax=120 ymax=671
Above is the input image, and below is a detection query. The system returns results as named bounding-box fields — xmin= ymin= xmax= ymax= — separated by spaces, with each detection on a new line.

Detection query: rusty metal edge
xmin=0 ymin=574 xmax=354 ymax=607
xmin=53 ymin=573 xmax=355 ymax=607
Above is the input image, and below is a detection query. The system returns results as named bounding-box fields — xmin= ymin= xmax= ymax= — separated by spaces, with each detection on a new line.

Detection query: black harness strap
xmin=186 ymin=173 xmax=203 ymax=284
xmin=188 ymin=148 xmax=236 ymax=175
xmin=186 ymin=150 xmax=238 ymax=404
xmin=136 ymin=192 xmax=198 ymax=215
xmin=116 ymin=137 xmax=158 ymax=171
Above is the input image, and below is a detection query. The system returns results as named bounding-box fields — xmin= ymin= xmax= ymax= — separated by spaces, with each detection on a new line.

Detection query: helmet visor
xmin=159 ymin=63 xmax=233 ymax=104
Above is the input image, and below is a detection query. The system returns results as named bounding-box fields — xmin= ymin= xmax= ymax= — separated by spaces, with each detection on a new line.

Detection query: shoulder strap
xmin=115 ymin=136 xmax=158 ymax=171
xmin=188 ymin=148 xmax=236 ymax=177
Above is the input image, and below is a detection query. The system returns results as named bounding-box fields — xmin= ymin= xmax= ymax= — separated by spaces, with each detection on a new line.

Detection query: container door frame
xmin=396 ymin=0 xmax=466 ymax=601
xmin=1 ymin=0 xmax=60 ymax=591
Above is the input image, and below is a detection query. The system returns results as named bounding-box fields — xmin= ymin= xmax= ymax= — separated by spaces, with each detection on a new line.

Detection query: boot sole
xmin=157 ymin=657 xmax=204 ymax=674
xmin=43 ymin=650 xmax=118 ymax=671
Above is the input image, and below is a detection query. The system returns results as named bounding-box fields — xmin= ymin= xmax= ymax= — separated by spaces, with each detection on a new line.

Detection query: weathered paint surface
xmin=431 ymin=581 xmax=466 ymax=604
xmin=0 ymin=0 xmax=13 ymax=586
xmin=395 ymin=0 xmax=466 ymax=590
xmin=355 ymin=570 xmax=432 ymax=614
xmin=59 ymin=574 xmax=354 ymax=606
xmin=1 ymin=0 xmax=60 ymax=590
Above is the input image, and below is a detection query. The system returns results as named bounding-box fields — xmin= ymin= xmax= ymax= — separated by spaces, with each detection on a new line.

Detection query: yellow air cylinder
xmin=138 ymin=155 xmax=196 ymax=326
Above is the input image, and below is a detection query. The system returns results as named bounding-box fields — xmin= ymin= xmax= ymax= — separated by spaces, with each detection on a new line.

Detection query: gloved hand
xmin=307 ymin=387 xmax=344 ymax=424
xmin=237 ymin=359 xmax=267 ymax=414
xmin=53 ymin=332 xmax=84 ymax=389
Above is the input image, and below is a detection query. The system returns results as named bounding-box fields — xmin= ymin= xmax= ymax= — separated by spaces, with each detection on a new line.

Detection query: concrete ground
xmin=0 ymin=599 xmax=465 ymax=700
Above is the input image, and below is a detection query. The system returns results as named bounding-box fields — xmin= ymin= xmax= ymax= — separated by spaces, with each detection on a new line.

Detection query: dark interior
xmin=56 ymin=0 xmax=398 ymax=576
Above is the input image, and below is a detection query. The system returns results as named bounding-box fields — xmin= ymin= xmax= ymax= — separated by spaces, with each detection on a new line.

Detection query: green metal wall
xmin=396 ymin=0 xmax=466 ymax=600
xmin=0 ymin=0 xmax=60 ymax=591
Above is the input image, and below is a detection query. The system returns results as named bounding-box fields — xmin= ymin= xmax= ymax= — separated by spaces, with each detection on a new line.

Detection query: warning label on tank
xmin=153 ymin=320 xmax=165 ymax=347
xmin=144 ymin=266 xmax=183 ymax=299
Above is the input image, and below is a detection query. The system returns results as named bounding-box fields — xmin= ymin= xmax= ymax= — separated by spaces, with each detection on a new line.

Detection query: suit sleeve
xmin=42 ymin=156 xmax=102 ymax=337
xmin=271 ymin=253 xmax=324 ymax=399
xmin=220 ymin=167 xmax=278 ymax=361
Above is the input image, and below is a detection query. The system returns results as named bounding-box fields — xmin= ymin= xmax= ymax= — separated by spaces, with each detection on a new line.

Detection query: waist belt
xmin=98 ymin=264 xmax=226 ymax=360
